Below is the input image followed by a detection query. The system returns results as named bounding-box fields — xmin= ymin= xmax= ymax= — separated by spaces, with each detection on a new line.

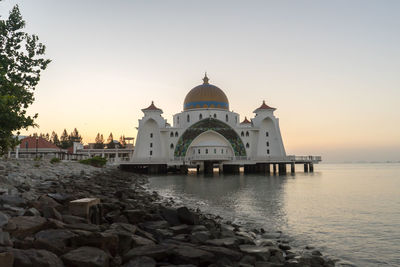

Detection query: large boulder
xmin=61 ymin=246 xmax=109 ymax=267
xmin=0 ymin=211 xmax=9 ymax=228
xmin=171 ymin=245 xmax=215 ymax=265
xmin=34 ymin=229 xmax=77 ymax=255
xmin=8 ymin=248 xmax=64 ymax=267
xmin=177 ymin=207 xmax=199 ymax=225
xmin=122 ymin=256 xmax=156 ymax=267
xmin=6 ymin=216 xmax=49 ymax=238
xmin=0 ymin=195 xmax=27 ymax=207
xmin=0 ymin=229 xmax=13 ymax=246
xmin=123 ymin=244 xmax=174 ymax=263
xmin=160 ymin=207 xmax=181 ymax=226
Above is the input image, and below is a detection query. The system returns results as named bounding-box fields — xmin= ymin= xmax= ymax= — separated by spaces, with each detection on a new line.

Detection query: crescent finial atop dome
xmin=202 ymin=72 xmax=209 ymax=84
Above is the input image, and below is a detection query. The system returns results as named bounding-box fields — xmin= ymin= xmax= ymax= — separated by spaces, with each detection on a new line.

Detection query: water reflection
xmin=148 ymin=164 xmax=400 ymax=267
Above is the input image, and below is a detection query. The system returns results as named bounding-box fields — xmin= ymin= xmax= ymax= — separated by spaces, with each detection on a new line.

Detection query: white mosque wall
xmin=173 ymin=109 xmax=240 ymax=129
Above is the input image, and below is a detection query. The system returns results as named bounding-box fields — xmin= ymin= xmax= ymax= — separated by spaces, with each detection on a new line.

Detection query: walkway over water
xmin=119 ymin=155 xmax=322 ymax=174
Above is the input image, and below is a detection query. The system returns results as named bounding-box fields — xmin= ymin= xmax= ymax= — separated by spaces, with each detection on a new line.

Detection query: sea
xmin=147 ymin=163 xmax=400 ymax=266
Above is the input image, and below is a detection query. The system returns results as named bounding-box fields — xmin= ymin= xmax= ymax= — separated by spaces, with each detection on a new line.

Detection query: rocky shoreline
xmin=0 ymin=160 xmax=335 ymax=266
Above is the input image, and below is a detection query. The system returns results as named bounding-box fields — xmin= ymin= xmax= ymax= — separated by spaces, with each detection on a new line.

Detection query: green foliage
xmin=50 ymin=157 xmax=60 ymax=164
xmin=79 ymin=156 xmax=107 ymax=167
xmin=94 ymin=133 xmax=104 ymax=149
xmin=0 ymin=4 xmax=50 ymax=155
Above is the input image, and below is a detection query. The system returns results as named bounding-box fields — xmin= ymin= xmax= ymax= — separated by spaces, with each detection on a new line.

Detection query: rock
xmin=0 ymin=252 xmax=13 ymax=267
xmin=132 ymin=234 xmax=155 ymax=247
xmin=177 ymin=207 xmax=198 ymax=225
xmin=123 ymin=244 xmax=174 ymax=263
xmin=160 ymin=207 xmax=181 ymax=226
xmin=199 ymin=245 xmax=242 ymax=261
xmin=141 ymin=220 xmax=170 ymax=230
xmin=36 ymin=195 xmax=62 ymax=210
xmin=61 ymin=246 xmax=109 ymax=267
xmin=124 ymin=209 xmax=146 ymax=224
xmin=34 ymin=229 xmax=77 ymax=255
xmin=206 ymin=237 xmax=238 ymax=247
xmin=47 ymin=193 xmax=73 ymax=204
xmin=254 ymin=262 xmax=283 ymax=267
xmin=170 ymin=224 xmax=190 ymax=235
xmin=171 ymin=245 xmax=215 ymax=265
xmin=0 ymin=195 xmax=27 ymax=207
xmin=9 ymin=248 xmax=64 ymax=267
xmin=6 ymin=216 xmax=48 ymax=238
xmin=190 ymin=231 xmax=211 ymax=243
xmin=42 ymin=206 xmax=62 ymax=221
xmin=122 ymin=256 xmax=156 ymax=267
xmin=65 ymin=223 xmax=101 ymax=232
xmin=0 ymin=229 xmax=13 ymax=246
xmin=23 ymin=208 xmax=41 ymax=217
xmin=191 ymin=225 xmax=208 ymax=232
xmin=62 ymin=214 xmax=87 ymax=224
xmin=0 ymin=211 xmax=9 ymax=228
xmin=255 ymin=239 xmax=275 ymax=247
xmin=239 ymin=245 xmax=272 ymax=261
xmin=70 ymin=231 xmax=119 ymax=256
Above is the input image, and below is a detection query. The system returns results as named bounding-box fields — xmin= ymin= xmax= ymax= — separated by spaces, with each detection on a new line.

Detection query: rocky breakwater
xmin=0 ymin=160 xmax=335 ymax=267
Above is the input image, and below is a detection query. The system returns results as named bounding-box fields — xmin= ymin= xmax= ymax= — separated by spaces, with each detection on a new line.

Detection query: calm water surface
xmin=148 ymin=163 xmax=400 ymax=266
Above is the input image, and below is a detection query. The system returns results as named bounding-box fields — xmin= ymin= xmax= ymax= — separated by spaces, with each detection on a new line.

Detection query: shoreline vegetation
xmin=0 ymin=160 xmax=335 ymax=266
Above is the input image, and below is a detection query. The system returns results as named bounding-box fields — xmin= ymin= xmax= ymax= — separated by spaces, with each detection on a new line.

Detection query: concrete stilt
xmin=278 ymin=163 xmax=287 ymax=174
xmin=273 ymin=164 xmax=277 ymax=174
xmin=223 ymin=164 xmax=240 ymax=174
xmin=291 ymin=163 xmax=295 ymax=173
xmin=204 ymin=161 xmax=214 ymax=174
xmin=309 ymin=163 xmax=314 ymax=172
xmin=304 ymin=163 xmax=309 ymax=173
xmin=180 ymin=165 xmax=188 ymax=174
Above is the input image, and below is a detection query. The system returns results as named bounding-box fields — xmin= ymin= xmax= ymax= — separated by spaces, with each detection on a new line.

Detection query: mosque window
xmin=213 ymin=114 xmax=217 ymax=118
xmin=175 ymin=132 xmax=178 ymax=137
xmin=198 ymin=149 xmax=200 ymax=154
xmin=241 ymin=131 xmax=244 ymax=137
xmin=187 ymin=114 xmax=190 ymax=122
xmin=246 ymin=143 xmax=250 ymax=148
xmin=170 ymin=132 xmax=173 ymax=137
xmin=221 ymin=149 xmax=224 ymax=154
xmin=246 ymin=131 xmax=249 ymax=137
xmin=199 ymin=114 xmax=202 ymax=120
xmin=267 ymin=149 xmax=270 ymax=154
xmin=226 ymin=114 xmax=228 ymax=122
xmin=235 ymin=116 xmax=237 ymax=123
xmin=206 ymin=149 xmax=208 ymax=154
xmin=214 ymin=148 xmax=216 ymax=154
xmin=150 ymin=133 xmax=153 ymax=138
xmin=177 ymin=117 xmax=180 ymax=124
xmin=170 ymin=143 xmax=174 ymax=149
xmin=150 ymin=143 xmax=153 ymax=148
xmin=150 ymin=150 xmax=152 ymax=156
xmin=266 ymin=141 xmax=269 ymax=147
xmin=266 ymin=132 xmax=269 ymax=137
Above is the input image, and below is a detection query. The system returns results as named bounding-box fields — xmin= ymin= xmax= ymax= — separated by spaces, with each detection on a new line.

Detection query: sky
xmin=1 ymin=0 xmax=399 ymax=162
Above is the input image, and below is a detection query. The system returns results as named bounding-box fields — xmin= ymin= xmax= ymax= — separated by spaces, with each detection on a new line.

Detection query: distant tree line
xmin=29 ymin=129 xmax=127 ymax=150
xmin=29 ymin=128 xmax=82 ymax=149
xmin=94 ymin=132 xmax=126 ymax=149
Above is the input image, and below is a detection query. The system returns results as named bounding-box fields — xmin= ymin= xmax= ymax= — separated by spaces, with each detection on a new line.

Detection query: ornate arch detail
xmin=174 ymin=118 xmax=246 ymax=157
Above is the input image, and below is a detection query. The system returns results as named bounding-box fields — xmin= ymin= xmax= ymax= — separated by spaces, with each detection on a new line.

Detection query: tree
xmin=0 ymin=3 xmax=51 ymax=155
xmin=45 ymin=133 xmax=50 ymax=141
xmin=51 ymin=131 xmax=60 ymax=147
xmin=69 ymin=128 xmax=82 ymax=143
xmin=107 ymin=133 xmax=113 ymax=143
xmin=60 ymin=129 xmax=71 ymax=149
xmin=94 ymin=133 xmax=104 ymax=149
xmin=119 ymin=135 xmax=126 ymax=148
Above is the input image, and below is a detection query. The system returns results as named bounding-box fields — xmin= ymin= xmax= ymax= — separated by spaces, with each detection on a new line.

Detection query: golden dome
xmin=184 ymin=74 xmax=229 ymax=110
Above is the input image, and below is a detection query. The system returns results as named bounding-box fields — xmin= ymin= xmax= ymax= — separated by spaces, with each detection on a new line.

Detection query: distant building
xmin=10 ymin=136 xmax=66 ymax=159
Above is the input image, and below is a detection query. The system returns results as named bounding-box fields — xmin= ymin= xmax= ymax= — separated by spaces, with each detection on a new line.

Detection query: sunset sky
xmin=2 ymin=0 xmax=399 ymax=162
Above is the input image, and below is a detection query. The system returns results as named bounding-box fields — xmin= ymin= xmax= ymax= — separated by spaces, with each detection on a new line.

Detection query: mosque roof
xmin=183 ymin=73 xmax=229 ymax=111
xmin=254 ymin=100 xmax=276 ymax=112
xmin=142 ymin=101 xmax=162 ymax=112
xmin=240 ymin=117 xmax=251 ymax=124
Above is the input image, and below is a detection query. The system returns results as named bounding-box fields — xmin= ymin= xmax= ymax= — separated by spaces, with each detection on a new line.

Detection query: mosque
xmin=128 ymin=74 xmax=320 ymax=174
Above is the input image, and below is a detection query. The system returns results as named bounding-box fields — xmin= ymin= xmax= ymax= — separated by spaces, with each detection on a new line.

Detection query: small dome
xmin=184 ymin=74 xmax=229 ymax=110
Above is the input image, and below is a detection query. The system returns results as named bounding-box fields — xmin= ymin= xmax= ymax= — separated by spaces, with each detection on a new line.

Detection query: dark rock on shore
xmin=0 ymin=161 xmax=335 ymax=266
